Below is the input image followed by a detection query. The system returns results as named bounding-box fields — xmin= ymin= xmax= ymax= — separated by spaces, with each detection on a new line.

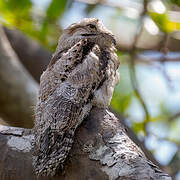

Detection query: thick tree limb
xmin=0 ymin=25 xmax=39 ymax=128
xmin=3 ymin=27 xmax=51 ymax=82
xmin=0 ymin=108 xmax=171 ymax=180
xmin=111 ymin=110 xmax=162 ymax=169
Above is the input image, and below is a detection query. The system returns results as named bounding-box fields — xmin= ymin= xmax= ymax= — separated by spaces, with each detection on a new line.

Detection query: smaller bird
xmin=33 ymin=18 xmax=120 ymax=176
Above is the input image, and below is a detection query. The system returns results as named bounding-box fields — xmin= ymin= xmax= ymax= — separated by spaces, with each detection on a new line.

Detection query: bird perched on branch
xmin=33 ymin=18 xmax=120 ymax=176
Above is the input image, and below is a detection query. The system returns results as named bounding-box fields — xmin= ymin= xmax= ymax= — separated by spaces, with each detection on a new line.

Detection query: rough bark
xmin=0 ymin=107 xmax=171 ymax=180
xmin=0 ymin=25 xmax=39 ymax=128
xmin=111 ymin=109 xmax=162 ymax=169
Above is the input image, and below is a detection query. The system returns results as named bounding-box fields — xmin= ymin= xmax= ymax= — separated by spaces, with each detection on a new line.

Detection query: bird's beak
xmin=104 ymin=32 xmax=116 ymax=46
xmin=112 ymin=36 xmax=116 ymax=46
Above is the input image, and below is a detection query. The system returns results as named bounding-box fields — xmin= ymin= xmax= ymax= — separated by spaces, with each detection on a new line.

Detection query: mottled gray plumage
xmin=33 ymin=18 xmax=120 ymax=176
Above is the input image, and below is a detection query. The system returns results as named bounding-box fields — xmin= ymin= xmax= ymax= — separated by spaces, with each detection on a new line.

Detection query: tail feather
xmin=33 ymin=129 xmax=75 ymax=176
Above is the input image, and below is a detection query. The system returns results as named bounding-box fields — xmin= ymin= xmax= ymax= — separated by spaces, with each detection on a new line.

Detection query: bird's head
xmin=56 ymin=18 xmax=116 ymax=52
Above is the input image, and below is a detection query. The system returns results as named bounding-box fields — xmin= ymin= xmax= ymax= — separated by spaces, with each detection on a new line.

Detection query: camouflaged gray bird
xmin=33 ymin=18 xmax=120 ymax=176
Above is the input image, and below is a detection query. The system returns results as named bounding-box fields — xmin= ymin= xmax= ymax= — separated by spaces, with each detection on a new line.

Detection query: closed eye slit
xmin=81 ymin=33 xmax=96 ymax=36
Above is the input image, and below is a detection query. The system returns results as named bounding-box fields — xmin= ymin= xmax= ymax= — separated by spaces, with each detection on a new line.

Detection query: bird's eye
xmin=88 ymin=24 xmax=96 ymax=29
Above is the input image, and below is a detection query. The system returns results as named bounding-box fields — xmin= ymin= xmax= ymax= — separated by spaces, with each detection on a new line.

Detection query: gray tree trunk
xmin=0 ymin=25 xmax=39 ymax=128
xmin=3 ymin=27 xmax=51 ymax=82
xmin=0 ymin=107 xmax=171 ymax=180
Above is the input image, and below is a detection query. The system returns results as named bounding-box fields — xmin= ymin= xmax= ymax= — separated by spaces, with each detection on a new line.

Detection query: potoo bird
xmin=33 ymin=18 xmax=120 ymax=176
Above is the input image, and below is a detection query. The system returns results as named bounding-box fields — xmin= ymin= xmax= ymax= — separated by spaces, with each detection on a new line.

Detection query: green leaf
xmin=170 ymin=0 xmax=180 ymax=6
xmin=1 ymin=0 xmax=32 ymax=11
xmin=149 ymin=12 xmax=168 ymax=32
xmin=149 ymin=11 xmax=180 ymax=32
xmin=46 ymin=0 xmax=66 ymax=21
xmin=133 ymin=122 xmax=145 ymax=134
xmin=111 ymin=93 xmax=133 ymax=113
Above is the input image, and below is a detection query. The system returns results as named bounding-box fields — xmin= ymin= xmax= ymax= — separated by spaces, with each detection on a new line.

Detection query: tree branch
xmin=3 ymin=27 xmax=51 ymax=82
xmin=0 ymin=107 xmax=171 ymax=180
xmin=0 ymin=25 xmax=39 ymax=128
xmin=128 ymin=0 xmax=150 ymax=132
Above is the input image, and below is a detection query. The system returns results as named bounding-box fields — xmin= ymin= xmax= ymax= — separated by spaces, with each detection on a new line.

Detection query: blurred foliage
xmin=149 ymin=11 xmax=180 ymax=32
xmin=170 ymin=0 xmax=180 ymax=6
xmin=46 ymin=0 xmax=66 ymax=21
xmin=0 ymin=0 xmax=34 ymax=34
xmin=0 ymin=0 xmax=180 ymax=177
xmin=148 ymin=0 xmax=180 ymax=32
xmin=0 ymin=0 xmax=66 ymax=50
xmin=40 ymin=0 xmax=66 ymax=48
